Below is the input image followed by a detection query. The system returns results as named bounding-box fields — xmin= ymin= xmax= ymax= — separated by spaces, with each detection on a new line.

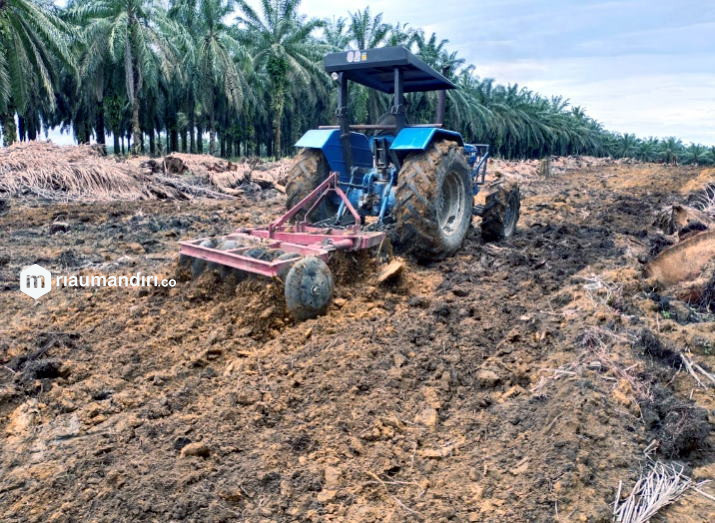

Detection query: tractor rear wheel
xmin=394 ymin=140 xmax=472 ymax=261
xmin=285 ymin=149 xmax=337 ymax=222
xmin=480 ymin=181 xmax=520 ymax=242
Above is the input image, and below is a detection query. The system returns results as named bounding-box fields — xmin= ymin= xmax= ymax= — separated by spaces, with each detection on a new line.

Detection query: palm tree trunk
xmin=209 ymin=130 xmax=216 ymax=156
xmin=369 ymin=95 xmax=379 ymax=124
xmin=272 ymin=108 xmax=283 ymax=157
xmin=208 ymin=111 xmax=216 ymax=155
xmin=149 ymin=129 xmax=156 ymax=155
xmin=18 ymin=116 xmax=26 ymax=141
xmin=1 ymin=109 xmax=17 ymax=146
xmin=180 ymin=130 xmax=187 ymax=153
xmin=170 ymin=129 xmax=178 ymax=153
xmin=78 ymin=122 xmax=90 ymax=144
xmin=113 ymin=131 xmax=120 ymax=155
xmin=188 ymin=93 xmax=196 ymax=153
xmin=27 ymin=115 xmax=37 ymax=141
xmin=131 ymin=99 xmax=142 ymax=154
xmin=271 ymin=80 xmax=287 ymax=157
xmin=127 ymin=19 xmax=142 ymax=155
xmin=197 ymin=123 xmax=204 ymax=154
xmin=96 ymin=100 xmax=106 ymax=145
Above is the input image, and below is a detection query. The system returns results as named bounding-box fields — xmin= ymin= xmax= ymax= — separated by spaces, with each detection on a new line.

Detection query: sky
xmin=50 ymin=0 xmax=715 ymax=145
xmin=292 ymin=0 xmax=715 ymax=145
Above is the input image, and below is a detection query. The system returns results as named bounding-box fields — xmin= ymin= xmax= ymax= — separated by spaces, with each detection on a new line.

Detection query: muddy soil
xmin=1 ymin=163 xmax=713 ymax=522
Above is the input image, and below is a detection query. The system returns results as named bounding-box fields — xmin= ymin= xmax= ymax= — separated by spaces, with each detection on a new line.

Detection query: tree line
xmin=1 ymin=0 xmax=713 ymax=164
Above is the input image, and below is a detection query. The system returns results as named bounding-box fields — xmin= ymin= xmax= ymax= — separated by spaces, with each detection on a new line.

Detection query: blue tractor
xmin=179 ymin=47 xmax=522 ymax=321
xmin=285 ymin=46 xmax=520 ymax=260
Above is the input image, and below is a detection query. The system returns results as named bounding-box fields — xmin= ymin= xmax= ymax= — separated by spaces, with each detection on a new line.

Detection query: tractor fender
xmin=294 ymin=130 xmax=372 ymax=178
xmin=389 ymin=127 xmax=464 ymax=152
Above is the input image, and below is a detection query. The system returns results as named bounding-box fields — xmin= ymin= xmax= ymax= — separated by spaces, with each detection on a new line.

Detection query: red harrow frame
xmin=179 ymin=173 xmax=386 ymax=319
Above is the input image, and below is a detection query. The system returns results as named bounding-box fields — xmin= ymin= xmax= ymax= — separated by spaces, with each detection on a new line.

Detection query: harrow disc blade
xmin=284 ymin=256 xmax=334 ymax=321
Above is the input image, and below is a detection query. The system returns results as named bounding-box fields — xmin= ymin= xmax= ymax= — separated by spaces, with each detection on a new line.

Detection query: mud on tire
xmin=285 ymin=149 xmax=337 ymax=222
xmin=481 ymin=181 xmax=520 ymax=242
xmin=394 ymin=140 xmax=472 ymax=261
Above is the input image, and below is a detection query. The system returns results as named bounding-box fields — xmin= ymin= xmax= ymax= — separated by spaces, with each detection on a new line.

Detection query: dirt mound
xmin=640 ymin=385 xmax=710 ymax=458
xmin=128 ymin=154 xmax=292 ymax=193
xmin=489 ymin=155 xmax=633 ymax=183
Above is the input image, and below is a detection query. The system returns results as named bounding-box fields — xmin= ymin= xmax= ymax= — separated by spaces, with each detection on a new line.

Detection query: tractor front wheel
xmin=480 ymin=181 xmax=520 ymax=242
xmin=394 ymin=140 xmax=472 ymax=261
xmin=285 ymin=149 xmax=337 ymax=222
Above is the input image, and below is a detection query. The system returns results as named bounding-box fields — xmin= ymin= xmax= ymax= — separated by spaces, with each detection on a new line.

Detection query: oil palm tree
xmin=4 ymin=4 xmax=711 ymax=161
xmin=179 ymin=0 xmax=245 ymax=154
xmin=69 ymin=0 xmax=180 ymax=153
xmin=235 ymin=0 xmax=326 ymax=155
xmin=348 ymin=8 xmax=388 ymax=49
xmin=659 ymin=137 xmax=683 ymax=165
xmin=413 ymin=31 xmax=449 ymax=66
xmin=0 ymin=0 xmax=76 ymax=144
xmin=683 ymin=143 xmax=709 ymax=165
xmin=615 ymin=133 xmax=639 ymax=158
xmin=324 ymin=17 xmax=350 ymax=49
xmin=636 ymin=137 xmax=659 ymax=162
xmin=450 ymin=68 xmax=493 ymax=142
xmin=385 ymin=22 xmax=416 ymax=47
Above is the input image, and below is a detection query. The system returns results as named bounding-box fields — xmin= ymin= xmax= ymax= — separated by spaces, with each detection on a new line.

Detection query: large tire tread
xmin=481 ymin=181 xmax=521 ymax=242
xmin=285 ymin=149 xmax=336 ymax=222
xmin=394 ymin=140 xmax=471 ymax=261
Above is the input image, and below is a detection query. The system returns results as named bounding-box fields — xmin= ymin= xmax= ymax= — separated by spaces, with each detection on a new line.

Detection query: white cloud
xmin=479 ymin=53 xmax=715 ymax=143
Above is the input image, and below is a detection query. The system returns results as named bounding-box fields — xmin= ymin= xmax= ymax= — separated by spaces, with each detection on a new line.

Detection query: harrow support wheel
xmin=480 ymin=181 xmax=520 ymax=242
xmin=284 ymin=256 xmax=334 ymax=321
xmin=285 ymin=149 xmax=338 ymax=222
xmin=394 ymin=140 xmax=472 ymax=261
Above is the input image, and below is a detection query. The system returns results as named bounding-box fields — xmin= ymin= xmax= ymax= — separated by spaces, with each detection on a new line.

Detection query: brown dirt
xmin=0 ymin=160 xmax=713 ymax=522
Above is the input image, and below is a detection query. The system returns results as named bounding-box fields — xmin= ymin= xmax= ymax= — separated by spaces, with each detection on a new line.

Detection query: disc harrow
xmin=179 ymin=173 xmax=386 ymax=320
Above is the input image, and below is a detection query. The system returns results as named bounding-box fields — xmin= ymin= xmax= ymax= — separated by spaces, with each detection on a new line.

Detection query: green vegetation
xmin=0 ymin=0 xmax=712 ymax=162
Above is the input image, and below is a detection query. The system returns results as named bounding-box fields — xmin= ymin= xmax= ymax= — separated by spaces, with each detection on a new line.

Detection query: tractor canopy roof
xmin=324 ymin=46 xmax=456 ymax=93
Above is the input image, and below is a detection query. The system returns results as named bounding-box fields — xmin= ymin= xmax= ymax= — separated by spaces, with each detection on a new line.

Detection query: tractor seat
xmin=374 ymin=112 xmax=408 ymax=136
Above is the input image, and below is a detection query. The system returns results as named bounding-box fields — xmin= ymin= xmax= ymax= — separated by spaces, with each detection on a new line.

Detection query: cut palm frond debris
xmin=0 ymin=142 xmax=288 ymax=201
xmin=613 ymin=461 xmax=705 ymax=522
xmin=0 ymin=142 xmax=146 ymax=200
